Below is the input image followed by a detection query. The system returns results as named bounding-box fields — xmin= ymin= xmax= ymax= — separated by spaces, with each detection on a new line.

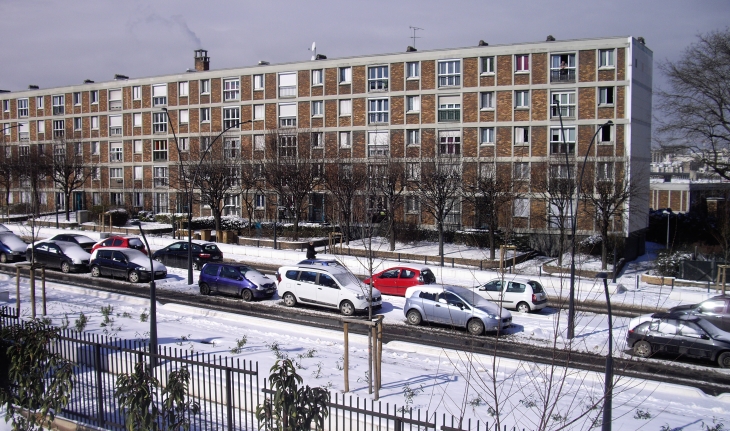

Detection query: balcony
xmin=279 ymin=118 xmax=297 ymax=128
xmin=153 ymin=178 xmax=168 ymax=187
xmin=368 ymin=80 xmax=389 ymax=92
xmin=550 ymin=106 xmax=576 ymax=119
xmin=110 ymin=152 xmax=123 ymax=163
xmin=438 ymin=109 xmax=461 ymax=122
xmin=152 ymin=96 xmax=167 ymax=107
xmin=153 ymin=152 xmax=168 ymax=162
xmin=550 ymin=142 xmax=575 ymax=155
xmin=53 ymin=106 xmax=64 ymax=115
xmin=550 ymin=69 xmax=576 ymax=83
xmin=109 ymin=100 xmax=122 ymax=111
xmin=278 ymin=86 xmax=296 ymax=98
xmin=109 ymin=127 xmax=122 ymax=137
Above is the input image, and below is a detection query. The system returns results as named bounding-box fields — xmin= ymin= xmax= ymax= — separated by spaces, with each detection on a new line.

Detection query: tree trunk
xmin=388 ymin=218 xmax=395 ymax=251
xmin=213 ymin=207 xmax=222 ymax=243
xmin=438 ymin=221 xmax=444 ymax=266
xmin=65 ymin=191 xmax=72 ymax=221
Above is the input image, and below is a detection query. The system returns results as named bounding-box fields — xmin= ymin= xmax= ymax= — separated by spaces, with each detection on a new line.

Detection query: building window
xmin=133 ymin=140 xmax=142 ymax=154
xmin=278 ymin=72 xmax=296 ymax=98
xmin=279 ymin=103 xmax=296 ymax=127
xmin=312 ymin=132 xmax=323 ymax=148
xmin=179 ymin=109 xmax=189 ymax=124
xmin=514 ymin=90 xmax=530 ymax=108
xmin=110 ymin=192 xmax=125 ymax=206
xmin=73 ymin=92 xmax=81 ymax=105
xmin=17 ymin=99 xmax=28 ymax=117
xmin=37 ymin=120 xmax=45 ymax=134
xmin=152 ymin=112 xmax=167 ymax=133
xmin=599 ymin=49 xmax=615 ymax=68
xmin=223 ymin=78 xmax=240 ymax=101
xmin=479 ymin=162 xmax=495 ymax=179
xmin=74 ymin=117 xmax=82 ymax=131
xmin=515 ymin=54 xmax=530 ymax=72
xmin=1 ymin=101 xmax=7 ymax=112
xmin=406 ymin=162 xmax=420 ymax=181
xmin=339 ymin=99 xmax=352 ymax=116
xmin=254 ymin=135 xmax=265 ymax=151
xmin=551 ymin=91 xmax=576 ymax=118
xmin=152 ymin=85 xmax=167 ymax=106
xmin=132 ymin=86 xmax=141 ymax=100
xmin=18 ymin=145 xmax=29 ymax=157
xmin=406 ymin=196 xmax=419 ymax=213
xmin=18 ymin=122 xmax=29 ymax=141
xmin=223 ymin=107 xmax=240 ymax=129
xmin=550 ymin=164 xmax=574 ymax=179
xmin=200 ymin=107 xmax=210 ymax=123
xmin=153 ymin=140 xmax=168 ymax=161
xmin=438 ymin=60 xmax=461 ymax=87
xmin=133 ymin=113 xmax=142 ymax=127
xmin=599 ymin=87 xmax=615 ymax=105
xmin=200 ymin=137 xmax=211 ymax=152
xmin=407 ymin=129 xmax=420 ymax=146
xmin=368 ymin=131 xmax=389 ymax=157
xmin=53 ymin=119 xmax=64 ymax=138
xmin=108 ymin=115 xmax=121 ymax=136
xmin=600 ymin=124 xmax=614 ymax=143
xmin=153 ymin=193 xmax=168 ymax=213
xmin=339 ymin=131 xmax=351 ymax=148
xmin=255 ymin=194 xmax=265 ymax=209
xmin=368 ymin=99 xmax=389 ymax=124
xmin=91 ymin=141 xmax=100 ymax=155
xmin=550 ymin=127 xmax=576 ymax=154
xmin=224 ymin=138 xmax=239 ymax=158
xmin=312 ymin=70 xmax=323 ymax=85
xmin=481 ymin=56 xmax=495 ymax=74
xmin=52 ymin=95 xmax=64 ymax=115
xmin=597 ymin=162 xmax=614 ymax=181
xmin=90 ymin=116 xmax=98 ymax=129
xmin=178 ymin=137 xmax=189 ymax=152
xmin=514 ymin=198 xmax=530 ymax=218
xmin=438 ymin=96 xmax=461 ymax=122
xmin=480 ymin=127 xmax=495 ymax=145
xmin=108 ymin=89 xmax=122 ymax=110
xmin=200 ymin=79 xmax=210 ymax=94
xmin=513 ymin=162 xmax=529 ymax=180
xmin=133 ymin=192 xmax=143 ymax=207
xmin=311 ymin=101 xmax=323 ymax=117
xmin=406 ymin=62 xmax=420 ymax=78
xmin=253 ymin=75 xmax=264 ymax=90
xmin=92 ymin=192 xmax=101 ymax=205
xmin=36 ymin=96 xmax=44 ymax=109
xmin=480 ymin=92 xmax=494 ymax=110
xmin=406 ymin=96 xmax=420 ymax=113
xmin=110 ymin=168 xmax=123 ymax=181
xmin=110 ymin=142 xmax=123 ymax=162
xmin=253 ymin=104 xmax=264 ymax=120
xmin=90 ymin=91 xmax=98 ymax=104
xmin=278 ymin=134 xmax=297 ymax=157
xmin=75 ymin=142 xmax=83 ymax=156
xmin=339 ymin=67 xmax=352 ymax=83
xmin=178 ymin=81 xmax=189 ymax=97
xmin=368 ymin=66 xmax=389 ymax=91
xmin=438 ymin=130 xmax=461 ymax=155
xmin=550 ymin=53 xmax=576 ymax=82
xmin=514 ymin=127 xmax=529 ymax=146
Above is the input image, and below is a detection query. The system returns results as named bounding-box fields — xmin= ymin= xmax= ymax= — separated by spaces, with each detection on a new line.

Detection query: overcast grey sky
xmin=1 ymin=0 xmax=728 ymax=93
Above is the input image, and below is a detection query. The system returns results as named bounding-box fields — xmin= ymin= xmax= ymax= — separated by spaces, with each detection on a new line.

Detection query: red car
xmin=363 ymin=266 xmax=436 ymax=296
xmin=91 ymin=235 xmax=147 ymax=255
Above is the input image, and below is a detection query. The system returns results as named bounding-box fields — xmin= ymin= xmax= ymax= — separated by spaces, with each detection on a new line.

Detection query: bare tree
xmin=323 ymin=159 xmax=366 ymax=245
xmin=239 ymin=161 xmax=264 ymax=237
xmin=530 ymin=163 xmax=577 ymax=266
xmin=0 ymin=143 xmax=17 ymax=220
xmin=657 ymin=29 xmax=730 ymax=179
xmin=378 ymin=158 xmax=407 ymax=251
xmin=51 ymin=139 xmax=92 ymax=221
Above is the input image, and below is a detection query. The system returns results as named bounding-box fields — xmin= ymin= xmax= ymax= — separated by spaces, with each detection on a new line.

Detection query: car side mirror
xmin=701 ymin=334 xmax=710 ymax=340
xmin=438 ymin=298 xmax=447 ymax=304
xmin=478 ymin=286 xmax=486 ymax=291
xmin=237 ymin=276 xmax=243 ymax=281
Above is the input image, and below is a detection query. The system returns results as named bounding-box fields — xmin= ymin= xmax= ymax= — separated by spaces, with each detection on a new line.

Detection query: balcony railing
xmin=279 ymin=118 xmax=296 ymax=128
xmin=19 ymin=132 xmax=29 ymax=142
xmin=550 ymin=142 xmax=575 ymax=154
xmin=551 ymin=106 xmax=576 ymax=118
xmin=110 ymin=152 xmax=123 ymax=162
xmin=153 ymin=152 xmax=168 ymax=162
xmin=278 ymin=86 xmax=296 ymax=98
xmin=152 ymin=96 xmax=167 ymax=106
xmin=53 ymin=106 xmax=64 ymax=115
xmin=368 ymin=80 xmax=389 ymax=92
xmin=109 ymin=127 xmax=122 ymax=136
xmin=109 ymin=100 xmax=122 ymax=110
xmin=438 ymin=109 xmax=461 ymax=122
xmin=550 ymin=69 xmax=576 ymax=83
xmin=154 ymin=178 xmax=168 ymax=187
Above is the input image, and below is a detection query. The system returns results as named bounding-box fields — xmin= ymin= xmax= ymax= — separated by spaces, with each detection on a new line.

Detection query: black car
xmin=26 ymin=240 xmax=91 ymax=273
xmin=152 ymin=241 xmax=223 ymax=270
xmin=667 ymin=295 xmax=730 ymax=332
xmin=90 ymin=248 xmax=167 ymax=283
xmin=626 ymin=313 xmax=730 ymax=368
xmin=49 ymin=234 xmax=97 ymax=253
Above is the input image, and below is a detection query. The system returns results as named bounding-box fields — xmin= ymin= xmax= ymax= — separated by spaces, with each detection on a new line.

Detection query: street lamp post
xmin=162 ymin=108 xmax=252 ymax=284
xmin=131 ymin=220 xmax=157 ymax=369
xmin=663 ymin=209 xmax=672 ymax=250
xmin=596 ymin=272 xmax=613 ymax=431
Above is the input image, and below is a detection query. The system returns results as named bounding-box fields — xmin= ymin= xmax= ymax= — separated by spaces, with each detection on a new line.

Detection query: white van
xmin=472 ymin=276 xmax=548 ymax=313
xmin=276 ymin=264 xmax=382 ymax=316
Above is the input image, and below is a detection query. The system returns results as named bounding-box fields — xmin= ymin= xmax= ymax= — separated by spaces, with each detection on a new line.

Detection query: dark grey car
xmin=668 ymin=295 xmax=730 ymax=332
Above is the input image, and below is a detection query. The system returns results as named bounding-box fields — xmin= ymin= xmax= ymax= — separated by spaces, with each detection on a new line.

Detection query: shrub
xmin=106 ymin=208 xmax=129 ymax=227
xmin=654 ymin=250 xmax=692 ymax=277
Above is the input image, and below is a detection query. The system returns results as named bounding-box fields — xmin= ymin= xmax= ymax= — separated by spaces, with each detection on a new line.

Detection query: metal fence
xmin=1 ymin=307 xmax=528 ymax=431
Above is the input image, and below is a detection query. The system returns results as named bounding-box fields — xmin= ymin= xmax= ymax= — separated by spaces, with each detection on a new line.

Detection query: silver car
xmin=473 ymin=276 xmax=548 ymax=313
xmin=404 ymin=285 xmax=512 ymax=335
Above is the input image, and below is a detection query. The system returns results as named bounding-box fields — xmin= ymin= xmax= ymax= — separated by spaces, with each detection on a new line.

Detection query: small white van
xmin=472 ymin=277 xmax=548 ymax=313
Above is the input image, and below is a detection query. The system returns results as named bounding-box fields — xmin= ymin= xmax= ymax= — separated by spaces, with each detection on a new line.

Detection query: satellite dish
xmin=309 ymin=42 xmax=316 ymax=61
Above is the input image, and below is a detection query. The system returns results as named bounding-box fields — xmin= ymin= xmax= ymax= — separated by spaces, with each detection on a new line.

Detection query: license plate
xmin=211 ymin=256 xmax=221 ymax=260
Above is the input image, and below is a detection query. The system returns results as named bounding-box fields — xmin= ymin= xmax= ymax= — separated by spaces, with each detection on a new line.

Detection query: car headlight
xmin=355 ymin=293 xmax=365 ymax=300
xmin=485 ymin=313 xmax=497 ymax=319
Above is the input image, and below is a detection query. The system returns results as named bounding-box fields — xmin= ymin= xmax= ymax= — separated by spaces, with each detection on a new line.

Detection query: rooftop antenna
xmin=409 ymin=26 xmax=423 ymax=49
xmin=309 ymin=42 xmax=316 ymax=61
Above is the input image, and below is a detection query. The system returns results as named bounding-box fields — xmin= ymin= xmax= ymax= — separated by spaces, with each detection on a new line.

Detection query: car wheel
xmin=718 ymin=352 xmax=730 ymax=368
xmin=633 ymin=340 xmax=652 ymax=358
xmin=241 ymin=289 xmax=253 ymax=302
xmin=282 ymin=292 xmax=297 ymax=307
xmin=192 ymin=261 xmax=201 ymax=271
xmin=61 ymin=261 xmax=71 ymax=273
xmin=406 ymin=309 xmax=422 ymax=326
xmin=90 ymin=266 xmax=101 ymax=277
xmin=128 ymin=270 xmax=140 ymax=283
xmin=516 ymin=302 xmax=531 ymax=313
xmin=0 ymin=253 xmax=7 ymax=264
xmin=467 ymin=318 xmax=485 ymax=336
xmin=339 ymin=300 xmax=355 ymax=316
xmin=200 ymin=283 xmax=211 ymax=295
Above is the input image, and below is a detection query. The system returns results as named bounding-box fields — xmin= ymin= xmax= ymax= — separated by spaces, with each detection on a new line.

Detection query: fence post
xmin=94 ymin=343 xmax=105 ymax=428
xmin=452 ymin=258 xmax=454 ymax=268
xmin=226 ymin=367 xmax=233 ymax=431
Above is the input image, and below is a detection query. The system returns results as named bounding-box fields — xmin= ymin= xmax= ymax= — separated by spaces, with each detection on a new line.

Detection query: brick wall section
xmin=406 ymin=113 xmax=419 ymax=124
xmin=597 ymin=143 xmax=614 ymax=157
xmin=253 ymin=89 xmax=264 ymax=101
xmin=421 ymin=129 xmax=435 ymax=158
xmin=265 ymin=73 xmax=276 ymax=100
xmin=462 ymin=93 xmax=478 ymax=123
xmin=616 ymin=86 xmax=625 ymax=119
xmin=168 ymin=82 xmax=177 ymax=107
xmin=616 ymin=124 xmax=625 ymax=155
xmin=421 ymin=94 xmax=435 ymax=124
xmin=298 ymin=101 xmax=310 ymax=129
xmin=617 ymin=48 xmax=626 ymax=81
xmin=579 ymin=50 xmax=596 ymax=83
xmin=513 ymin=145 xmax=529 ymax=158
xmin=390 ymin=62 xmax=404 ymax=92
xmin=352 ymin=130 xmax=365 ymax=158
xmin=514 ymin=109 xmax=529 ymax=122
xmin=406 ymin=79 xmax=420 ymax=91
xmin=239 ymin=76 xmax=250 ymax=102
xmin=211 ymin=79 xmax=221 ymax=104
xmin=421 ymin=60 xmax=435 ymax=90
xmin=598 ymin=69 xmax=614 ymax=82
xmin=496 ymin=91 xmax=512 ymax=122
xmin=391 ymin=96 xmax=404 ymax=125
xmin=532 ymin=89 xmax=547 ymax=121
xmin=311 ymin=85 xmax=323 ymax=97
xmin=514 ymin=73 xmax=529 ymax=86
xmin=324 ymin=131 xmax=337 ymax=155
xmin=352 ymin=66 xmax=366 ymax=94
xmin=212 ymin=106 xmax=222 ymax=130
xmin=480 ymin=74 xmax=495 ymax=87
xmin=531 ymin=199 xmax=546 ymax=229
xmin=463 ymin=127 xmax=477 ymax=158
xmin=497 ymin=56 xmax=512 ymax=86
xmin=532 ymin=53 xmax=547 ymax=85
xmin=265 ymin=103 xmax=277 ymax=129
xmin=478 ymin=144 xmax=494 ymax=158
xmin=339 ymin=84 xmax=351 ymax=95
xmin=339 ymin=114 xmax=351 ymax=128
xmin=597 ymin=106 xmax=614 ymax=120
xmin=532 ymin=126 xmax=547 ymax=157
xmin=578 ymin=87 xmax=595 ymax=119
xmin=496 ymin=127 xmax=512 ymax=157
xmin=298 ymin=70 xmax=310 ymax=98
xmin=479 ymin=109 xmax=495 ymax=122
xmin=463 ymin=58 xmax=478 ymax=88
xmin=406 ymin=144 xmax=421 ymax=158
xmin=390 ymin=129 xmax=404 ymax=157
xmin=325 ymin=68 xmax=337 ymax=96
xmin=577 ymin=125 xmax=594 ymax=156
xmin=325 ymin=100 xmax=337 ymax=128
xmin=352 ymin=98 xmax=366 ymax=127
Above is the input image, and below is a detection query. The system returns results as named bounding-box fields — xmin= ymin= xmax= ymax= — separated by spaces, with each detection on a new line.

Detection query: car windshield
xmin=73 ymin=236 xmax=96 ymax=244
xmin=695 ymin=318 xmax=726 ymax=338
xmin=528 ymin=281 xmax=544 ymax=293
xmin=449 ymin=286 xmax=495 ymax=307
xmin=203 ymin=244 xmax=219 ymax=253
xmin=333 ymin=271 xmax=362 ymax=288
xmin=234 ymin=266 xmax=252 ymax=275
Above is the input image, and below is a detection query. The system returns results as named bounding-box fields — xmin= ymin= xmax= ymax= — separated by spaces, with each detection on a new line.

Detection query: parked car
xmin=26 ymin=240 xmax=90 ymax=273
xmin=199 ymin=263 xmax=276 ymax=301
xmin=626 ymin=312 xmax=730 ymax=368
xmin=276 ymin=264 xmax=382 ymax=316
xmin=0 ymin=224 xmax=10 ymax=232
xmin=152 ymin=241 xmax=223 ymax=270
xmin=362 ymin=265 xmax=436 ymax=296
xmin=666 ymin=295 xmax=730 ymax=332
xmin=48 ymin=233 xmax=96 ymax=253
xmin=403 ymin=285 xmax=512 ymax=335
xmin=92 ymin=235 xmax=147 ymax=255
xmin=0 ymin=232 xmax=27 ymax=263
xmin=297 ymin=259 xmax=343 ymax=267
xmin=90 ymin=248 xmax=166 ymax=283
xmin=471 ymin=276 xmax=548 ymax=313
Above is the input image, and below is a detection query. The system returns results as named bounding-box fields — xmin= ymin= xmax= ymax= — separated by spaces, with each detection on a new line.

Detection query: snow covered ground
xmin=1 ymin=220 xmax=729 ymax=430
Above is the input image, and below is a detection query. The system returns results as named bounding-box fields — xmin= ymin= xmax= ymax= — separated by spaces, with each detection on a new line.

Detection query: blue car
xmin=0 ymin=232 xmax=27 ymax=263
xmin=199 ymin=263 xmax=276 ymax=301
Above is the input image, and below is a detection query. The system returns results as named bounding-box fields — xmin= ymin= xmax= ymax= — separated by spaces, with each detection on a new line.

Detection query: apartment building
xmin=0 ymin=36 xmax=652 ymax=258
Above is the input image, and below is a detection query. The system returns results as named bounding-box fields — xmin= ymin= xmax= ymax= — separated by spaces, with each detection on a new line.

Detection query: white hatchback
xmin=276 ymin=264 xmax=382 ymax=316
xmin=472 ymin=276 xmax=548 ymax=313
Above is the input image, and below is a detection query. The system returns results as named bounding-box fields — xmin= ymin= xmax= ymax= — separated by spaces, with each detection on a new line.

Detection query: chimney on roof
xmin=406 ymin=46 xmax=417 ymax=52
xmin=0 ymin=90 xmax=9 ymax=93
xmin=258 ymin=60 xmax=270 ymax=66
xmin=637 ymin=36 xmax=646 ymax=45
xmin=315 ymin=53 xmax=327 ymax=60
xmin=194 ymin=49 xmax=210 ymax=71
xmin=114 ymin=74 xmax=128 ymax=80
xmin=28 ymin=85 xmax=39 ymax=90
xmin=84 ymin=79 xmax=94 ymax=84
xmin=478 ymin=40 xmax=488 ymax=46
xmin=546 ymin=35 xmax=556 ymax=41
